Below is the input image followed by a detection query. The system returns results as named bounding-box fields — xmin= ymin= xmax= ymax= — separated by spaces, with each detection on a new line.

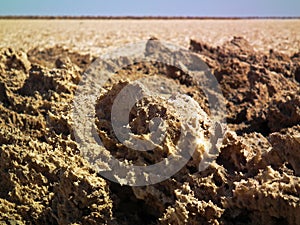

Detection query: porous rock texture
xmin=0 ymin=48 xmax=112 ymax=225
xmin=0 ymin=37 xmax=299 ymax=225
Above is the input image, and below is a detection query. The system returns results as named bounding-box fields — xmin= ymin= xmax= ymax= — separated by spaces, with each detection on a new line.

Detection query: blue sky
xmin=0 ymin=0 xmax=299 ymax=17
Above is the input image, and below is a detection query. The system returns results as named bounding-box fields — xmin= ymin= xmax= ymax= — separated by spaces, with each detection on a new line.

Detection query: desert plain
xmin=0 ymin=19 xmax=300 ymax=225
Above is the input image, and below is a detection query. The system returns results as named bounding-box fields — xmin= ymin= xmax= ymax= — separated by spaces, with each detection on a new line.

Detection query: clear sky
xmin=0 ymin=0 xmax=299 ymax=17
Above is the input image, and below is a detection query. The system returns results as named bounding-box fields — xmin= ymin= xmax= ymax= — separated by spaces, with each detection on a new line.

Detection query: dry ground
xmin=0 ymin=19 xmax=300 ymax=225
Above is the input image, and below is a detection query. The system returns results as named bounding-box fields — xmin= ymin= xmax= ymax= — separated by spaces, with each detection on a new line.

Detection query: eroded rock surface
xmin=0 ymin=37 xmax=300 ymax=225
xmin=0 ymin=48 xmax=112 ymax=225
xmin=190 ymin=36 xmax=300 ymax=135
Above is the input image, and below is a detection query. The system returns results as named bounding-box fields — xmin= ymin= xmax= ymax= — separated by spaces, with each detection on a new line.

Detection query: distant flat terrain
xmin=0 ymin=19 xmax=299 ymax=55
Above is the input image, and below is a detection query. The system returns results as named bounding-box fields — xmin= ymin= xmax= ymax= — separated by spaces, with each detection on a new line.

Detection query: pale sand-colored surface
xmin=1 ymin=19 xmax=300 ymax=224
xmin=0 ymin=19 xmax=299 ymax=55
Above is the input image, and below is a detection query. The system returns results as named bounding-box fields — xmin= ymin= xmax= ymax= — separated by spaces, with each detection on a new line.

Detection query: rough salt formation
xmin=190 ymin=36 xmax=300 ymax=135
xmin=0 ymin=37 xmax=300 ymax=225
xmin=0 ymin=48 xmax=112 ymax=225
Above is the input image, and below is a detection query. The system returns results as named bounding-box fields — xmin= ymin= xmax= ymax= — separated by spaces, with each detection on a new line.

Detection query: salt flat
xmin=1 ymin=19 xmax=299 ymax=55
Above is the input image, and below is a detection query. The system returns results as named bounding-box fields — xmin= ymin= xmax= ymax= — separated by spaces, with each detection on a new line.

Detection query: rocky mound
xmin=0 ymin=37 xmax=299 ymax=225
xmin=190 ymin=37 xmax=300 ymax=135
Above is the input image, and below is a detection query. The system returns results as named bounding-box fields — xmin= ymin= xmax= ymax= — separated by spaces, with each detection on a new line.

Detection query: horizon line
xmin=0 ymin=15 xmax=300 ymax=20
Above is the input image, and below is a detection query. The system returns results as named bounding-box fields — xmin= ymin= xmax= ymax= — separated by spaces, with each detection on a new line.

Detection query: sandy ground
xmin=0 ymin=19 xmax=300 ymax=55
xmin=0 ymin=19 xmax=300 ymax=225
